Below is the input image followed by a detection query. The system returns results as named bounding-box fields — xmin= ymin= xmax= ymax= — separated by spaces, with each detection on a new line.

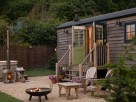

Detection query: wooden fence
xmin=0 ymin=45 xmax=55 ymax=69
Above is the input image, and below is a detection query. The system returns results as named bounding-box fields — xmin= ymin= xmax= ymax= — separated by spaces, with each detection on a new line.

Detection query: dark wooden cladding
xmin=107 ymin=15 xmax=136 ymax=64
xmin=57 ymin=14 xmax=136 ymax=67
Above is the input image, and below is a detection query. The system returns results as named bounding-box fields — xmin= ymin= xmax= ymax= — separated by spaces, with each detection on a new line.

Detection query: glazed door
xmin=72 ymin=26 xmax=86 ymax=64
xmin=95 ymin=25 xmax=104 ymax=46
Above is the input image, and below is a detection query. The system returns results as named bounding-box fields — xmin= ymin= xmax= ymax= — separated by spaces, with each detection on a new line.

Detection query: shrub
xmin=104 ymin=42 xmax=136 ymax=102
xmin=47 ymin=53 xmax=57 ymax=70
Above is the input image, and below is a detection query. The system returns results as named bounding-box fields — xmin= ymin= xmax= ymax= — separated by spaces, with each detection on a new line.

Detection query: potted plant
xmin=58 ymin=69 xmax=66 ymax=80
xmin=49 ymin=75 xmax=57 ymax=84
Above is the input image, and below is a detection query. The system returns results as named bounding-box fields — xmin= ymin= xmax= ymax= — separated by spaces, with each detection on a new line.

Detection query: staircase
xmin=56 ymin=43 xmax=110 ymax=80
xmin=65 ymin=65 xmax=79 ymax=80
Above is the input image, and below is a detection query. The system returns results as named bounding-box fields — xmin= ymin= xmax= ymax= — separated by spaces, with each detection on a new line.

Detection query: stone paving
xmin=0 ymin=76 xmax=106 ymax=102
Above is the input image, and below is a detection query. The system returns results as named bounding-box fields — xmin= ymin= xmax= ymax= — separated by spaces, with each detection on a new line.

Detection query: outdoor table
xmin=25 ymin=87 xmax=51 ymax=102
xmin=58 ymin=82 xmax=81 ymax=99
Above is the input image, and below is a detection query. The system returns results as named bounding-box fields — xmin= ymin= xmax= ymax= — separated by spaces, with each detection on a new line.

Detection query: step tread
xmin=65 ymin=74 xmax=78 ymax=77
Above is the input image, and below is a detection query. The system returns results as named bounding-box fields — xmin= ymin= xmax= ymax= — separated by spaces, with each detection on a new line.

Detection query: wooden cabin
xmin=56 ymin=7 xmax=136 ymax=79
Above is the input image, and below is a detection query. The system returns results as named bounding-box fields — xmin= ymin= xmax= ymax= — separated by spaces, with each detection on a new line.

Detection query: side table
xmin=58 ymin=82 xmax=81 ymax=100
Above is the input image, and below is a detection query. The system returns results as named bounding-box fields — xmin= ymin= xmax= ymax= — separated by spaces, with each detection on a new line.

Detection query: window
xmin=125 ymin=23 xmax=136 ymax=43
xmin=95 ymin=25 xmax=103 ymax=46
xmin=73 ymin=29 xmax=85 ymax=47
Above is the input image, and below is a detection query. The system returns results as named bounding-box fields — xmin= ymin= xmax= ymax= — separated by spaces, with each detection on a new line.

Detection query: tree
xmin=14 ymin=18 xmax=60 ymax=47
xmin=0 ymin=19 xmax=8 ymax=47
xmin=113 ymin=0 xmax=136 ymax=10
xmin=95 ymin=0 xmax=118 ymax=14
xmin=104 ymin=41 xmax=136 ymax=102
xmin=2 ymin=0 xmax=38 ymax=21
xmin=29 ymin=0 xmax=50 ymax=21
xmin=49 ymin=0 xmax=97 ymax=21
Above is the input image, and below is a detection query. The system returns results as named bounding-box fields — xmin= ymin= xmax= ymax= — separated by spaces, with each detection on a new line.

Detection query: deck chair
xmin=72 ymin=67 xmax=97 ymax=93
xmin=81 ymin=67 xmax=97 ymax=93
xmin=86 ymin=69 xmax=113 ymax=95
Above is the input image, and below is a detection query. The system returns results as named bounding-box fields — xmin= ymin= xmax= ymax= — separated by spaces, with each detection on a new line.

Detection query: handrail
xmin=57 ymin=49 xmax=70 ymax=64
xmin=79 ymin=47 xmax=94 ymax=77
xmin=56 ymin=45 xmax=71 ymax=77
xmin=81 ymin=47 xmax=94 ymax=64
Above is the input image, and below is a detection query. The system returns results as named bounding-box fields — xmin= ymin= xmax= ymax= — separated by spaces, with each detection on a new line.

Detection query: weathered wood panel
xmin=57 ymin=27 xmax=72 ymax=65
xmin=107 ymin=15 xmax=136 ymax=64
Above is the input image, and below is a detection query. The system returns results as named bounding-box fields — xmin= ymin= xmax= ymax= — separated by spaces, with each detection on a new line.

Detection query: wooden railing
xmin=79 ymin=47 xmax=94 ymax=77
xmin=96 ymin=46 xmax=107 ymax=67
xmin=56 ymin=45 xmax=72 ymax=77
xmin=79 ymin=43 xmax=110 ymax=77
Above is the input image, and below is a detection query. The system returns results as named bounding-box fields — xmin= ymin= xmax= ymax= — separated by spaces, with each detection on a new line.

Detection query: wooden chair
xmin=84 ymin=69 xmax=113 ymax=95
xmin=16 ymin=67 xmax=28 ymax=82
xmin=72 ymin=67 xmax=97 ymax=94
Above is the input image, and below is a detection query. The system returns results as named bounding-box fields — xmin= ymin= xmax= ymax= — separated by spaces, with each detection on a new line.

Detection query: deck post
xmin=107 ymin=43 xmax=110 ymax=64
xmin=69 ymin=45 xmax=71 ymax=66
xmin=56 ymin=63 xmax=59 ymax=79
xmin=79 ymin=64 xmax=83 ymax=78
xmin=93 ymin=43 xmax=97 ymax=68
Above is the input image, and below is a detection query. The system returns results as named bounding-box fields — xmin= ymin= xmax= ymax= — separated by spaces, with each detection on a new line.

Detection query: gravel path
xmin=0 ymin=76 xmax=105 ymax=102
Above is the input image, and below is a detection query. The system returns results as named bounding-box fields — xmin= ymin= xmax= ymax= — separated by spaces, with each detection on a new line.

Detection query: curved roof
xmin=57 ymin=7 xmax=136 ymax=29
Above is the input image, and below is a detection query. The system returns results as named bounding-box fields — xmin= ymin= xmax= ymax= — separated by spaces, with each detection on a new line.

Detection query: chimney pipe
xmin=74 ymin=10 xmax=80 ymax=22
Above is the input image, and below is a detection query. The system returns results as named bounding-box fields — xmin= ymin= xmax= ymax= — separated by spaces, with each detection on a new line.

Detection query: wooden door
xmin=86 ymin=26 xmax=95 ymax=54
xmin=72 ymin=26 xmax=86 ymax=64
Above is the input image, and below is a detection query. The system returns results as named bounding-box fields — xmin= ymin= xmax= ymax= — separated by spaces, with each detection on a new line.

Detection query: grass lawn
xmin=25 ymin=68 xmax=55 ymax=77
xmin=0 ymin=91 xmax=23 ymax=102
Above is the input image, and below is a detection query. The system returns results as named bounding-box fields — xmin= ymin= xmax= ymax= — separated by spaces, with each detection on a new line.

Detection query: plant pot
xmin=58 ymin=75 xmax=65 ymax=80
xmin=51 ymin=78 xmax=57 ymax=84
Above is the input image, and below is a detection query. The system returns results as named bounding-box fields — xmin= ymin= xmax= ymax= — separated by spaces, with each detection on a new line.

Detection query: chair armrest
xmin=82 ymin=78 xmax=107 ymax=81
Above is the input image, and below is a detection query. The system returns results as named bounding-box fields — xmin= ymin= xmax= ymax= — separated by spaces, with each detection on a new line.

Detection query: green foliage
xmin=113 ymin=0 xmax=136 ymax=10
xmin=0 ymin=19 xmax=8 ymax=47
xmin=25 ymin=68 xmax=55 ymax=77
xmin=49 ymin=0 xmax=97 ymax=21
xmin=47 ymin=53 xmax=57 ymax=70
xmin=95 ymin=0 xmax=118 ymax=14
xmin=29 ymin=0 xmax=51 ymax=21
xmin=0 ymin=91 xmax=23 ymax=102
xmin=0 ymin=0 xmax=136 ymax=47
xmin=14 ymin=18 xmax=60 ymax=47
xmin=104 ymin=43 xmax=136 ymax=102
xmin=2 ymin=0 xmax=38 ymax=20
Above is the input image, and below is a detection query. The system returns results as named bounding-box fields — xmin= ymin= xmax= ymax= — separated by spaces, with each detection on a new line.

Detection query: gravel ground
xmin=0 ymin=76 xmax=106 ymax=102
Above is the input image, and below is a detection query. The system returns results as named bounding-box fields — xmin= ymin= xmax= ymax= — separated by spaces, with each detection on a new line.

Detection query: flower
xmin=48 ymin=75 xmax=56 ymax=80
xmin=58 ymin=69 xmax=66 ymax=75
xmin=71 ymin=77 xmax=81 ymax=83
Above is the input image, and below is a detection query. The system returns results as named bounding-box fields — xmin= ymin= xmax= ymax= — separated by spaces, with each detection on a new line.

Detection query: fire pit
xmin=26 ymin=87 xmax=51 ymax=102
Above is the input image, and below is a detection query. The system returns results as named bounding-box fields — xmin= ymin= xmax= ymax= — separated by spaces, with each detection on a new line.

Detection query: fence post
xmin=79 ymin=64 xmax=83 ymax=78
xmin=107 ymin=43 xmax=110 ymax=64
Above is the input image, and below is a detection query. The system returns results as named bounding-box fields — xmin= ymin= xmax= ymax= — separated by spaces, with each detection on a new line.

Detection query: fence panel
xmin=0 ymin=45 xmax=54 ymax=69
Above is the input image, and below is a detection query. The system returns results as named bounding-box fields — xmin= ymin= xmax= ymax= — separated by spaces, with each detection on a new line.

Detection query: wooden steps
xmin=66 ymin=65 xmax=79 ymax=80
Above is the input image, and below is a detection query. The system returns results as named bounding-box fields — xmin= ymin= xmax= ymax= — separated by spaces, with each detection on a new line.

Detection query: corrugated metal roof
xmin=57 ymin=7 xmax=136 ymax=29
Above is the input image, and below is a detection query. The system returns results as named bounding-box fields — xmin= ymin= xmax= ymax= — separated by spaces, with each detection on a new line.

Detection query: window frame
xmin=124 ymin=22 xmax=136 ymax=43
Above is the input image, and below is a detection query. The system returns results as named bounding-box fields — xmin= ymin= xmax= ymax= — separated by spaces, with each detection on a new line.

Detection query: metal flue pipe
xmin=6 ymin=27 xmax=10 ymax=69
